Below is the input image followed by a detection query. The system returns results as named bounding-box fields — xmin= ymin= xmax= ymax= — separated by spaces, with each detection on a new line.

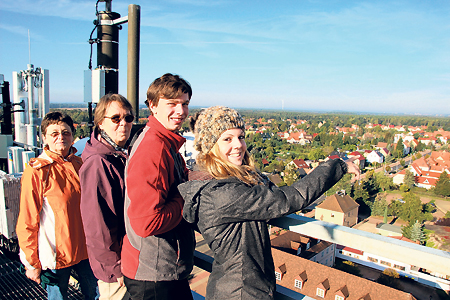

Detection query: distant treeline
xmin=50 ymin=103 xmax=148 ymax=109
xmin=50 ymin=104 xmax=450 ymax=132
xmin=237 ymin=109 xmax=450 ymax=131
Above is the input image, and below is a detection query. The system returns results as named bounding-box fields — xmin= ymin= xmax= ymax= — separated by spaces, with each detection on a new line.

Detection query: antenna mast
xmin=28 ymin=29 xmax=31 ymax=65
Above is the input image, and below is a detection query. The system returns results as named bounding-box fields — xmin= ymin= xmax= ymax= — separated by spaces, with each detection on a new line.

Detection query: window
xmin=316 ymin=288 xmax=325 ymax=298
xmin=394 ymin=264 xmax=406 ymax=271
xmin=368 ymin=257 xmax=378 ymax=263
xmin=335 ymin=295 xmax=345 ymax=300
xmin=275 ymin=272 xmax=282 ymax=281
xmin=294 ymin=279 xmax=303 ymax=289
xmin=380 ymin=260 xmax=391 ymax=267
xmin=331 ymin=213 xmax=335 ymax=217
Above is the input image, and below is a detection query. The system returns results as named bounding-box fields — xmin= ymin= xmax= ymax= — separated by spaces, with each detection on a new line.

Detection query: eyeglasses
xmin=104 ymin=114 xmax=134 ymax=124
xmin=48 ymin=131 xmax=72 ymax=138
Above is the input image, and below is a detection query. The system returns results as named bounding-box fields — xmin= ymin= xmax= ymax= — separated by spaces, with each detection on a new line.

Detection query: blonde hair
xmin=196 ymin=141 xmax=264 ymax=186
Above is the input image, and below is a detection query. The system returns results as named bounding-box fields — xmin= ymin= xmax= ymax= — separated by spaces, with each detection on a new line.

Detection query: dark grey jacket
xmin=178 ymin=159 xmax=348 ymax=300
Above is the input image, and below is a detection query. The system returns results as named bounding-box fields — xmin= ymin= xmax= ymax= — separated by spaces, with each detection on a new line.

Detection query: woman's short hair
xmin=41 ymin=111 xmax=75 ymax=135
xmin=94 ymin=93 xmax=133 ymax=129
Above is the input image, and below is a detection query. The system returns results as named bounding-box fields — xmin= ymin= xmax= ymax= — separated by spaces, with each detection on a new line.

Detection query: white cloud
xmin=0 ymin=23 xmax=47 ymax=41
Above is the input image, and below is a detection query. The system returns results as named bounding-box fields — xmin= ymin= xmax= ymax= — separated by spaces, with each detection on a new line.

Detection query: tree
xmin=335 ymin=260 xmax=361 ymax=277
xmin=403 ymin=170 xmax=415 ymax=188
xmin=283 ymin=163 xmax=299 ymax=186
xmin=434 ymin=172 xmax=450 ymax=197
xmin=327 ymin=173 xmax=353 ymax=196
xmin=388 ymin=200 xmax=402 ymax=218
xmin=398 ymin=192 xmax=423 ymax=223
xmin=374 ymin=172 xmax=395 ymax=192
xmin=371 ymin=197 xmax=388 ymax=217
xmin=352 ymin=182 xmax=370 ymax=205
xmin=394 ymin=138 xmax=404 ymax=158
xmin=384 ymin=155 xmax=394 ymax=173
xmin=308 ymin=148 xmax=325 ymax=161
xmin=409 ymin=220 xmax=426 ymax=244
xmin=376 ymin=268 xmax=400 ymax=289
xmin=399 ymin=184 xmax=410 ymax=193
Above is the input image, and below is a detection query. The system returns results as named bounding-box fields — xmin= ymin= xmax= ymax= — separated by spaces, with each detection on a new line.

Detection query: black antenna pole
xmin=97 ymin=0 xmax=121 ymax=94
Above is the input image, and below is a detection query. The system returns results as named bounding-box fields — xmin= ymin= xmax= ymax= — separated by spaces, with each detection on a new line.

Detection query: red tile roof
xmin=272 ymin=248 xmax=416 ymax=300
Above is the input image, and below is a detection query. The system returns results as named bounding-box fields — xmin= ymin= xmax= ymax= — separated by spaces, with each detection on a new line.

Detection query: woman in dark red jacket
xmin=80 ymin=93 xmax=134 ymax=300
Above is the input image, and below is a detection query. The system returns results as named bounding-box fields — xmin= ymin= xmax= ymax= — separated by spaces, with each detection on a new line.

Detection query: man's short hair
xmin=145 ymin=73 xmax=192 ymax=109
xmin=41 ymin=111 xmax=75 ymax=136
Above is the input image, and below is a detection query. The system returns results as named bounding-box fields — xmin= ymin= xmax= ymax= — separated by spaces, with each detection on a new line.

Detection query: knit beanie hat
xmin=190 ymin=106 xmax=245 ymax=155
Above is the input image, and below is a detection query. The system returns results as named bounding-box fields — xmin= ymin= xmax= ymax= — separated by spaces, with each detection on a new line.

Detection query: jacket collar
xmin=29 ymin=146 xmax=80 ymax=169
xmin=82 ymin=128 xmax=127 ymax=162
xmin=42 ymin=146 xmax=79 ymax=163
xmin=147 ymin=115 xmax=186 ymax=151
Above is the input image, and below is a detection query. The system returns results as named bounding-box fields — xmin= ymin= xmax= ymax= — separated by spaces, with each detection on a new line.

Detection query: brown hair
xmin=94 ymin=93 xmax=133 ymax=129
xmin=145 ymin=73 xmax=192 ymax=111
xmin=41 ymin=111 xmax=75 ymax=136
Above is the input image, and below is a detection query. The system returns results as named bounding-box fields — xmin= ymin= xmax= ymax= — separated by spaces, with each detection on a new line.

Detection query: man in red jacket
xmin=121 ymin=73 xmax=195 ymax=300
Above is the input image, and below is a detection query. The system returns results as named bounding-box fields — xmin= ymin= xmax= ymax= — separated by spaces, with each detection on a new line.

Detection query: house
xmin=315 ymin=194 xmax=359 ymax=227
xmin=286 ymin=132 xmax=302 ymax=144
xmin=268 ymin=173 xmax=283 ymax=186
xmin=271 ymin=248 xmax=417 ymax=300
xmin=393 ymin=141 xmax=411 ymax=156
xmin=271 ymin=230 xmax=336 ymax=267
xmin=277 ymin=132 xmax=289 ymax=139
xmin=287 ymin=159 xmax=311 ymax=177
xmin=336 ymin=242 xmax=450 ymax=291
xmin=376 ymin=223 xmax=403 ymax=237
xmin=347 ymin=151 xmax=365 ymax=169
xmin=365 ymin=150 xmax=384 ymax=164
xmin=362 ymin=132 xmax=375 ymax=141
xmin=379 ymin=147 xmax=390 ymax=158
xmin=419 ymin=137 xmax=437 ymax=146
xmin=407 ymin=151 xmax=450 ymax=189
xmin=375 ymin=142 xmax=388 ymax=149
xmin=392 ymin=169 xmax=408 ymax=185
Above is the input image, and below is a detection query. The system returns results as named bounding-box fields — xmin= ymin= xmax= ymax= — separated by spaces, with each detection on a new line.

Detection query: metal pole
xmin=1 ymin=81 xmax=12 ymax=135
xmin=97 ymin=9 xmax=120 ymax=94
xmin=127 ymin=4 xmax=140 ymax=120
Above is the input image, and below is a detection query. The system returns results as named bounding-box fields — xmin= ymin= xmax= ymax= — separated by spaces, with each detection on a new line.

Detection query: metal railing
xmin=191 ymin=213 xmax=450 ymax=299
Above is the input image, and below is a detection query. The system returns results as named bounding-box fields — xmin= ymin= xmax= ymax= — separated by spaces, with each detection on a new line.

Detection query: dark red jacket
xmin=121 ymin=116 xmax=194 ymax=281
xmin=80 ymin=129 xmax=127 ymax=283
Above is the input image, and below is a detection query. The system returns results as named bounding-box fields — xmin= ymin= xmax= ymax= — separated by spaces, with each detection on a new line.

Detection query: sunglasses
xmin=104 ymin=114 xmax=134 ymax=124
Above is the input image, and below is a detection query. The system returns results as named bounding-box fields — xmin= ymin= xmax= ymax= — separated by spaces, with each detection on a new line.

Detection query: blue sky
xmin=1 ymin=0 xmax=449 ymax=115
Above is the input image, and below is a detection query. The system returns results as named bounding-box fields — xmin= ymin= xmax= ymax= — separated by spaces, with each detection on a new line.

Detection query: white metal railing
xmin=268 ymin=214 xmax=450 ymax=276
xmin=191 ymin=213 xmax=450 ymax=299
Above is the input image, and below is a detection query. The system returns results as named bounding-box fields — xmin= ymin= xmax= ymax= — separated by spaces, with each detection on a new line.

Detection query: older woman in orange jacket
xmin=16 ymin=112 xmax=98 ymax=300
